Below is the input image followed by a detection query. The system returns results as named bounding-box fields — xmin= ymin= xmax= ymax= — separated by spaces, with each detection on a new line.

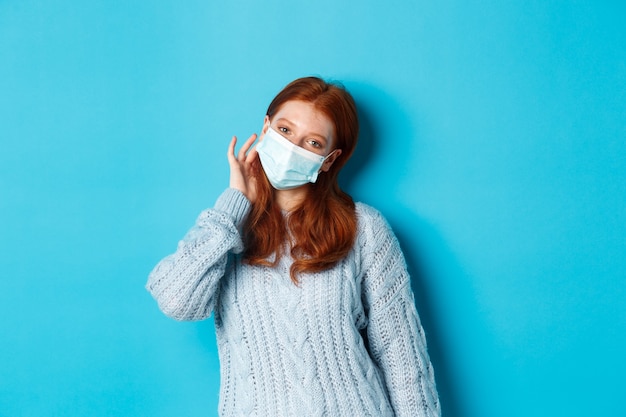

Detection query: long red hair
xmin=242 ymin=77 xmax=359 ymax=283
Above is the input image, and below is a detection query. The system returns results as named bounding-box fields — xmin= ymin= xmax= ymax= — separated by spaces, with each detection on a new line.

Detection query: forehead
xmin=272 ymin=100 xmax=334 ymax=139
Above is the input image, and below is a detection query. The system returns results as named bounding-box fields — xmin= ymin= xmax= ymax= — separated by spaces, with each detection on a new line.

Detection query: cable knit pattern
xmin=146 ymin=188 xmax=440 ymax=417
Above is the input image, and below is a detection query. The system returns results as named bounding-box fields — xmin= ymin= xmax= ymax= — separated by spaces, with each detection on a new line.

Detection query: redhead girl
xmin=146 ymin=77 xmax=440 ymax=417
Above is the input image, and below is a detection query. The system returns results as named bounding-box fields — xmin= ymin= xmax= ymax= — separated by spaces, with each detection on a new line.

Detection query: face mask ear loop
xmin=319 ymin=149 xmax=339 ymax=173
xmin=324 ymin=149 xmax=338 ymax=162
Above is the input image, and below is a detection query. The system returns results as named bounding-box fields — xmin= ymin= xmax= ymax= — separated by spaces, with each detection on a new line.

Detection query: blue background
xmin=1 ymin=1 xmax=625 ymax=416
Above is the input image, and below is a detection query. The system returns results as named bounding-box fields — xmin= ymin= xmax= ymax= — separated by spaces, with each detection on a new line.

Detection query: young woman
xmin=146 ymin=77 xmax=440 ymax=417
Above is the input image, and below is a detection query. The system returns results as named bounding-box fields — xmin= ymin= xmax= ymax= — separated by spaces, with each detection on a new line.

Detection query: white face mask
xmin=256 ymin=126 xmax=334 ymax=190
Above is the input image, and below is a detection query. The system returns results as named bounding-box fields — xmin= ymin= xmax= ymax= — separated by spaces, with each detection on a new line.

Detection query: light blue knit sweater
xmin=146 ymin=188 xmax=440 ymax=417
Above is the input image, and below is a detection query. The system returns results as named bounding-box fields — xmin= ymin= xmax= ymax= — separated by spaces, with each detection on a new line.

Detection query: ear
xmin=320 ymin=149 xmax=342 ymax=172
xmin=261 ymin=115 xmax=270 ymax=137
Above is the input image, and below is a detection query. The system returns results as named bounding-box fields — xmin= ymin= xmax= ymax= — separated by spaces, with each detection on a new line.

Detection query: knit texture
xmin=146 ymin=188 xmax=440 ymax=417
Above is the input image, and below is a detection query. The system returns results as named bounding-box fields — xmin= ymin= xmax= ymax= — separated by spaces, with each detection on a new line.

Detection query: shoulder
xmin=355 ymin=201 xmax=381 ymax=220
xmin=354 ymin=202 xmax=402 ymax=261
xmin=355 ymin=202 xmax=394 ymax=241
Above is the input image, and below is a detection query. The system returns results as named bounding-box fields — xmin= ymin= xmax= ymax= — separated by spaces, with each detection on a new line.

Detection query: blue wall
xmin=1 ymin=1 xmax=625 ymax=416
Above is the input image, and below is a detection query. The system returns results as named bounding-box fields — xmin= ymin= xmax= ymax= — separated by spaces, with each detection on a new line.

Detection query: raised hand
xmin=227 ymin=133 xmax=259 ymax=204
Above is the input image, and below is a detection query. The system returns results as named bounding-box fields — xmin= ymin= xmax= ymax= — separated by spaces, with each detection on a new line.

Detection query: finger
xmin=245 ymin=143 xmax=259 ymax=164
xmin=227 ymin=136 xmax=237 ymax=161
xmin=238 ymin=133 xmax=258 ymax=159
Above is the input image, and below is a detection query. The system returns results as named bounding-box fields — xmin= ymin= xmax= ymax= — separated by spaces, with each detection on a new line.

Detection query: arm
xmin=359 ymin=207 xmax=440 ymax=417
xmin=147 ymin=132 xmax=259 ymax=321
xmin=146 ymin=188 xmax=251 ymax=321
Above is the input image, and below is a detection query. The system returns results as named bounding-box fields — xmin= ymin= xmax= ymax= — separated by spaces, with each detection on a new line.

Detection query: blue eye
xmin=309 ymin=139 xmax=322 ymax=148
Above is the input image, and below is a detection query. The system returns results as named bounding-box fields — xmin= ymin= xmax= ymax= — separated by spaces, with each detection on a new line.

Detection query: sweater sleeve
xmin=145 ymin=188 xmax=251 ymax=321
xmin=358 ymin=205 xmax=440 ymax=417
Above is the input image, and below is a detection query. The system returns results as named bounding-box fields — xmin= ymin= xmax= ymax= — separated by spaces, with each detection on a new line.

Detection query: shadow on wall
xmin=393 ymin=207 xmax=466 ymax=417
xmin=337 ymin=82 xmax=377 ymax=188
xmin=340 ymin=81 xmax=466 ymax=417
